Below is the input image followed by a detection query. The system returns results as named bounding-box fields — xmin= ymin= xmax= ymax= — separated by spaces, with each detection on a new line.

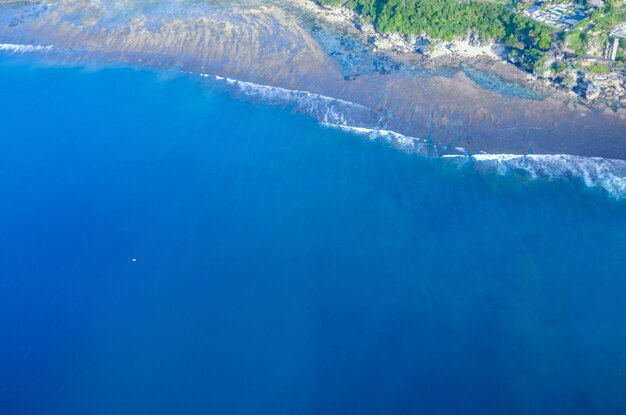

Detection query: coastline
xmin=0 ymin=0 xmax=624 ymax=160
xmin=306 ymin=1 xmax=625 ymax=111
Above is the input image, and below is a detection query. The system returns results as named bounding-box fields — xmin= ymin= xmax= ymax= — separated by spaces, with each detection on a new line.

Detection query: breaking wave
xmin=198 ymin=72 xmax=626 ymax=199
xmin=448 ymin=153 xmax=626 ymax=199
xmin=323 ymin=124 xmax=432 ymax=155
xmin=319 ymin=127 xmax=626 ymax=199
xmin=204 ymin=73 xmax=381 ymax=128
xmin=0 ymin=43 xmax=53 ymax=53
xmin=203 ymin=73 xmax=435 ymax=155
xmin=336 ymin=128 xmax=626 ymax=198
xmin=328 ymin=127 xmax=626 ymax=199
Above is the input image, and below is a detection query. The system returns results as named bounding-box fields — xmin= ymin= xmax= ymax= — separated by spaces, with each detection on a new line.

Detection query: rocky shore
xmin=306 ymin=1 xmax=625 ymax=114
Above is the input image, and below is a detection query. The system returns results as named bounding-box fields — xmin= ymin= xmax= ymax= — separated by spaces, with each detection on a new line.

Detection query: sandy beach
xmin=0 ymin=0 xmax=624 ymax=159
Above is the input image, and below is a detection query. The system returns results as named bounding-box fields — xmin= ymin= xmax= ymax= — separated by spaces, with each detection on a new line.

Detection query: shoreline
xmin=0 ymin=0 xmax=624 ymax=160
xmin=2 ymin=53 xmax=625 ymax=198
xmin=305 ymin=0 xmax=624 ymax=113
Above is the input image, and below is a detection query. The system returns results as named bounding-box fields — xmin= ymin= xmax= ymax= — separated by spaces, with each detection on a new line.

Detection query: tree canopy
xmin=319 ymin=0 xmax=552 ymax=50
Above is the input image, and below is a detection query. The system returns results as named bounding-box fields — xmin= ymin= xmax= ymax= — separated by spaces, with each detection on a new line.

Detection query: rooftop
xmin=524 ymin=1 xmax=596 ymax=31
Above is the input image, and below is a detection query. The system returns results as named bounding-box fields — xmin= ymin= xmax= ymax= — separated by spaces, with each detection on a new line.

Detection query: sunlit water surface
xmin=1 ymin=59 xmax=625 ymax=414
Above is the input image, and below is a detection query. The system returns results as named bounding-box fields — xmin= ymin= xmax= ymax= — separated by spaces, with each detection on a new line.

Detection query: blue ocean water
xmin=1 ymin=58 xmax=626 ymax=415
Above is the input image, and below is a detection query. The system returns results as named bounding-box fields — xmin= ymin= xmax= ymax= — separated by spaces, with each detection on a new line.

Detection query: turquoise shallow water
xmin=1 ymin=58 xmax=626 ymax=414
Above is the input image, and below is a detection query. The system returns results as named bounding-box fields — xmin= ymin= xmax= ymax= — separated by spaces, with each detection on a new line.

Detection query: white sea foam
xmin=325 ymin=125 xmax=626 ymax=198
xmin=321 ymin=125 xmax=626 ymax=198
xmin=203 ymin=73 xmax=376 ymax=127
xmin=0 ymin=44 xmax=53 ymax=53
xmin=218 ymin=76 xmax=365 ymax=108
xmin=323 ymin=123 xmax=430 ymax=154
xmin=455 ymin=153 xmax=626 ymax=198
xmin=197 ymin=72 xmax=626 ymax=199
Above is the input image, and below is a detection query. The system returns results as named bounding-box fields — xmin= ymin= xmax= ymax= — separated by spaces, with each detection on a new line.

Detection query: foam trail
xmin=452 ymin=153 xmax=626 ymax=199
xmin=324 ymin=123 xmax=430 ymax=155
xmin=324 ymin=122 xmax=626 ymax=199
xmin=324 ymin=124 xmax=626 ymax=199
xmin=221 ymin=77 xmax=366 ymax=109
xmin=0 ymin=44 xmax=53 ymax=53
xmin=198 ymin=72 xmax=626 ymax=199
xmin=201 ymin=73 xmax=431 ymax=153
xmin=204 ymin=74 xmax=378 ymax=128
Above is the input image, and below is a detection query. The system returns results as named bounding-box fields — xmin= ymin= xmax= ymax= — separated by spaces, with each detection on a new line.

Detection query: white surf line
xmin=200 ymin=72 xmax=369 ymax=110
xmin=0 ymin=43 xmax=53 ymax=53
xmin=323 ymin=123 xmax=626 ymax=198
xmin=445 ymin=153 xmax=626 ymax=198
xmin=195 ymin=70 xmax=626 ymax=198
xmin=322 ymin=122 xmax=429 ymax=152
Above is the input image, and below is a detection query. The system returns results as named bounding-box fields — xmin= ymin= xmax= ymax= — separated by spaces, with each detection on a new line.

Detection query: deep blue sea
xmin=1 ymin=57 xmax=626 ymax=415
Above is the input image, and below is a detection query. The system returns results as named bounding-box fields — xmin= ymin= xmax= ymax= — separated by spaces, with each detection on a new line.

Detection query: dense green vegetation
xmin=566 ymin=29 xmax=589 ymax=54
xmin=588 ymin=64 xmax=611 ymax=73
xmin=590 ymin=0 xmax=626 ymax=32
xmin=318 ymin=0 xmax=553 ymax=50
xmin=318 ymin=0 xmax=626 ymax=73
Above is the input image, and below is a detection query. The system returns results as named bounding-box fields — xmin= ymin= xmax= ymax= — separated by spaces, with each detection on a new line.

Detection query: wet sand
xmin=1 ymin=0 xmax=624 ymax=159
